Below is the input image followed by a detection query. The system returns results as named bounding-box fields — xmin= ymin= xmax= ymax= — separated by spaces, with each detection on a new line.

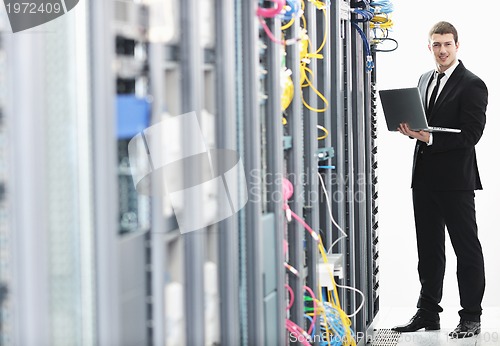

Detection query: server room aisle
xmin=373 ymin=307 xmax=500 ymax=345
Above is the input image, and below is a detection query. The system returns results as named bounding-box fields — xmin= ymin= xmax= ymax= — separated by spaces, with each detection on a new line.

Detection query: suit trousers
xmin=412 ymin=189 xmax=485 ymax=322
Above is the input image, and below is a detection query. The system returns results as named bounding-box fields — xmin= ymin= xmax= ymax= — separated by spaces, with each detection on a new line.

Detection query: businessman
xmin=392 ymin=21 xmax=487 ymax=338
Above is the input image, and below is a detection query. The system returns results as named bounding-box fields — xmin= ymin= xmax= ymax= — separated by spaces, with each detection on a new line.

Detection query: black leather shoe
xmin=391 ymin=310 xmax=440 ymax=332
xmin=449 ymin=320 xmax=481 ymax=338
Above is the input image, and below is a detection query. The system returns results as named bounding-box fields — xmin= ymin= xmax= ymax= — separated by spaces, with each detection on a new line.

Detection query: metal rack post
xmin=215 ymin=0 xmax=241 ymax=344
xmin=179 ymin=0 xmax=206 ymax=344
xmin=239 ymin=0 xmax=265 ymax=344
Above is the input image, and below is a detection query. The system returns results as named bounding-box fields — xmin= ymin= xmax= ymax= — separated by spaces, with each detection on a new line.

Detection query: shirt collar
xmin=437 ymin=59 xmax=459 ymax=79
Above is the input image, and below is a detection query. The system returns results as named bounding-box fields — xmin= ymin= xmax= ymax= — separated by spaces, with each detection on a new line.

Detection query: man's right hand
xmin=398 ymin=123 xmax=430 ymax=143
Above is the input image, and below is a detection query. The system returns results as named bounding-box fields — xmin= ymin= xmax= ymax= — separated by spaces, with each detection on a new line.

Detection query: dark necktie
xmin=427 ymin=73 xmax=445 ymax=116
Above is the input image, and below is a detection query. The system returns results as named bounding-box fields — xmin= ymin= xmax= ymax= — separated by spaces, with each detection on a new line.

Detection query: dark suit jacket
xmin=412 ymin=60 xmax=488 ymax=190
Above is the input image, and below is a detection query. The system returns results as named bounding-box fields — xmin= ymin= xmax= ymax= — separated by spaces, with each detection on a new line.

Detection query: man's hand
xmin=397 ymin=123 xmax=430 ymax=143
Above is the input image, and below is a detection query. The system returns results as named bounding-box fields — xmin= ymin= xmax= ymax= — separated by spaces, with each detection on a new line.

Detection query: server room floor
xmin=372 ymin=307 xmax=500 ymax=345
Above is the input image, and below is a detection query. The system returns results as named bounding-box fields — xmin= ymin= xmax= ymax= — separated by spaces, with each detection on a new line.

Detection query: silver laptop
xmin=378 ymin=87 xmax=461 ymax=133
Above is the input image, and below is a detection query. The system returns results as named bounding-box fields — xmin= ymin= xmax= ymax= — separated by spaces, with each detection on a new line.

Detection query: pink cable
xmin=256 ymin=0 xmax=286 ymax=18
xmin=258 ymin=16 xmax=286 ymax=45
xmin=283 ymin=177 xmax=294 ymax=200
xmin=282 ymin=178 xmax=320 ymax=242
xmin=286 ymin=319 xmax=312 ymax=346
xmin=290 ymin=209 xmax=319 ymax=242
xmin=303 ymin=285 xmax=317 ymax=335
xmin=285 ymin=283 xmax=295 ymax=310
xmin=283 ymin=178 xmax=318 ymax=338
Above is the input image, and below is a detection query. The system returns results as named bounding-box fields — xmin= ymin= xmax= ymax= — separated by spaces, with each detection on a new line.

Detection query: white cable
xmin=317 ymin=171 xmax=366 ymax=318
xmin=335 ymin=282 xmax=366 ymax=318
xmin=316 ymin=172 xmax=348 ymax=253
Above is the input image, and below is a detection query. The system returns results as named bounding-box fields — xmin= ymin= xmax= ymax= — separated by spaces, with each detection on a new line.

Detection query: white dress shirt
xmin=426 ymin=60 xmax=459 ymax=146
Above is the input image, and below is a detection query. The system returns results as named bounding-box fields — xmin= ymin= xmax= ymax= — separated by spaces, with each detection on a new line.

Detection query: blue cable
xmin=352 ymin=22 xmax=374 ymax=72
xmin=370 ymin=0 xmax=394 ymax=14
xmin=352 ymin=8 xmax=374 ymax=22
xmin=304 ymin=314 xmax=316 ymax=337
xmin=318 ymin=303 xmax=352 ymax=346
xmin=281 ymin=0 xmax=300 ymax=21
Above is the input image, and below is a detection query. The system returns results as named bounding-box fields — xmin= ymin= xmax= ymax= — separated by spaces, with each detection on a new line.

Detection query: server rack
xmin=2 ymin=3 xmax=96 ymax=345
xmin=0 ymin=25 xmax=11 ymax=346
xmin=0 ymin=0 xmax=393 ymax=345
xmin=282 ymin=0 xmax=383 ymax=343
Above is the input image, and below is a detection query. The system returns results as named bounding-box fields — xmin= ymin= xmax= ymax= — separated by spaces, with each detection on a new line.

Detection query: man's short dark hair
xmin=429 ymin=21 xmax=458 ymax=43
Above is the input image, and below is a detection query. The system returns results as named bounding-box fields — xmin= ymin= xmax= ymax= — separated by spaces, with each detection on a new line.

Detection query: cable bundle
xmin=298 ymin=0 xmax=329 ymax=112
xmin=257 ymin=0 xmax=304 ymax=46
xmin=351 ymin=0 xmax=374 ymax=23
xmin=256 ymin=0 xmax=286 ymax=18
xmin=369 ymin=0 xmax=398 ymax=52
xmin=281 ymin=0 xmax=301 ymax=21
xmin=370 ymin=0 xmax=393 ymax=14
xmin=352 ymin=22 xmax=374 ymax=72
xmin=350 ymin=1 xmax=374 ymax=72
xmin=317 ymin=301 xmax=356 ymax=346
xmin=283 ymin=178 xmax=363 ymax=345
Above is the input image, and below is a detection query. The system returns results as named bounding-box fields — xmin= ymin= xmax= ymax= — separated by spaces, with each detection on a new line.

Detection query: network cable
xmin=303 ymin=284 xmax=318 ymax=335
xmin=317 ymin=171 xmax=366 ymax=319
xmin=256 ymin=0 xmax=286 ymax=18
xmin=352 ymin=22 xmax=374 ymax=72
xmin=317 ymin=172 xmax=348 ymax=253
xmin=298 ymin=0 xmax=329 ymax=112
xmin=351 ymin=8 xmax=374 ymax=23
xmin=317 ymin=125 xmax=329 ymax=140
xmin=282 ymin=178 xmax=356 ymax=344
xmin=369 ymin=0 xmax=398 ymax=52
xmin=281 ymin=0 xmax=301 ymax=21
xmin=286 ymin=319 xmax=313 ymax=346
xmin=370 ymin=0 xmax=394 ymax=14
xmin=283 ymin=178 xmax=320 ymax=242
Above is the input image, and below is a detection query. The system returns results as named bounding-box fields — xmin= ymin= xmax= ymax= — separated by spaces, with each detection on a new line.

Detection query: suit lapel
xmin=420 ymin=71 xmax=433 ymax=107
xmin=428 ymin=61 xmax=465 ymax=122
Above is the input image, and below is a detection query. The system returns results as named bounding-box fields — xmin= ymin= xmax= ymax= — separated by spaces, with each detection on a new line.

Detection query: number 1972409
xmin=5 ymin=2 xmax=62 ymax=14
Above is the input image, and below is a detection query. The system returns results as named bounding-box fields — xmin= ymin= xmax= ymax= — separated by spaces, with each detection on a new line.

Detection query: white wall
xmin=375 ymin=1 xmax=500 ymax=311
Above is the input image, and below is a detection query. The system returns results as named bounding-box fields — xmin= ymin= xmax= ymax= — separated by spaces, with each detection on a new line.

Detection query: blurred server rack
xmin=0 ymin=24 xmax=11 ymax=346
xmin=213 ymin=0 xmax=241 ymax=345
xmin=148 ymin=0 xmax=233 ymax=345
xmin=284 ymin=3 xmax=306 ymax=339
xmin=238 ymin=0 xmax=270 ymax=344
xmin=114 ymin=0 xmax=152 ymax=345
xmin=302 ymin=1 xmax=320 ymax=324
xmin=90 ymin=0 xmax=153 ymax=345
xmin=0 ymin=0 xmax=386 ymax=345
xmin=2 ymin=3 xmax=96 ymax=345
xmin=261 ymin=8 xmax=286 ymax=346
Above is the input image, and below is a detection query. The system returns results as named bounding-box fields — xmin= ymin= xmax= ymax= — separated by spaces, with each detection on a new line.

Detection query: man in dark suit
xmin=392 ymin=21 xmax=487 ymax=338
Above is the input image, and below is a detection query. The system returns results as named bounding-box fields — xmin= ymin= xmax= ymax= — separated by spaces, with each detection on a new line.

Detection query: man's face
xmin=428 ymin=33 xmax=459 ymax=72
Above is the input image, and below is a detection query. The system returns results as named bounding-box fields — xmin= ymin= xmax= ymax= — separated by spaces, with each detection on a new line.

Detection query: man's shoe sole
xmin=425 ymin=325 xmax=440 ymax=331
xmin=392 ymin=324 xmax=440 ymax=333
xmin=449 ymin=328 xmax=481 ymax=339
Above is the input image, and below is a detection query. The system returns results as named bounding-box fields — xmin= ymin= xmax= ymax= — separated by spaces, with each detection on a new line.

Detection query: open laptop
xmin=378 ymin=87 xmax=461 ymax=133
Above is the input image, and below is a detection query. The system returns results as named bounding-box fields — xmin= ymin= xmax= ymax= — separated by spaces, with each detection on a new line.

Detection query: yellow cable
xmin=370 ymin=14 xmax=394 ymax=29
xmin=281 ymin=16 xmax=295 ymax=31
xmin=317 ymin=125 xmax=328 ymax=140
xmin=318 ymin=239 xmax=356 ymax=345
xmin=298 ymin=3 xmax=329 ymax=113
xmin=314 ymin=9 xmax=328 ymax=55
xmin=301 ymin=65 xmax=329 ymax=112
xmin=281 ymin=73 xmax=295 ymax=111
